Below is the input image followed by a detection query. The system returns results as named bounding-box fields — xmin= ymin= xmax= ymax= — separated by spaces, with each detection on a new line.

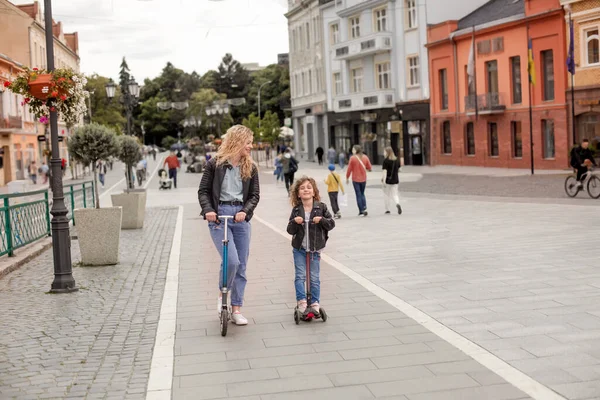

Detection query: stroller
xmin=158 ymin=169 xmax=173 ymax=190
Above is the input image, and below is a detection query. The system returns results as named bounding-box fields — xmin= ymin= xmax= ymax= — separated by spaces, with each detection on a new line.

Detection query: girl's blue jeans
xmin=293 ymin=248 xmax=320 ymax=304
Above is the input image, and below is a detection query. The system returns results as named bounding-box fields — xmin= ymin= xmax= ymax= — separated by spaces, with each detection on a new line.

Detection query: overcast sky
xmin=12 ymin=0 xmax=290 ymax=82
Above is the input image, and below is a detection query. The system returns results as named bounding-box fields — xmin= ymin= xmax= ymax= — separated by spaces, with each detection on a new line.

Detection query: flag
xmin=467 ymin=31 xmax=475 ymax=87
xmin=527 ymin=38 xmax=536 ymax=85
xmin=567 ymin=14 xmax=576 ymax=75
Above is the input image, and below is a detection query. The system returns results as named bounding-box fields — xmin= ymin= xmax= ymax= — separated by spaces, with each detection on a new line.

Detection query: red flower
xmin=58 ymin=77 xmax=66 ymax=83
xmin=60 ymin=95 xmax=67 ymax=101
xmin=51 ymin=91 xmax=59 ymax=98
xmin=33 ymin=68 xmax=38 ymax=71
xmin=3 ymin=81 xmax=10 ymax=88
xmin=24 ymin=98 xmax=30 ymax=104
xmin=50 ymin=107 xmax=56 ymax=112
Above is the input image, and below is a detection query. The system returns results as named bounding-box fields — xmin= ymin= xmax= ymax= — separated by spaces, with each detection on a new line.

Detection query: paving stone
xmin=367 ymin=373 xmax=480 ymax=397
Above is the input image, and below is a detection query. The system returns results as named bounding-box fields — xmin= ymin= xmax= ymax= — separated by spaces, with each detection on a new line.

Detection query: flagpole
xmin=528 ymin=24 xmax=535 ymax=175
xmin=570 ymin=12 xmax=576 ymax=145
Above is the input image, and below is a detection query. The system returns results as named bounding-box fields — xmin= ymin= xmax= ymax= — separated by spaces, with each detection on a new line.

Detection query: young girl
xmin=286 ymin=176 xmax=335 ymax=314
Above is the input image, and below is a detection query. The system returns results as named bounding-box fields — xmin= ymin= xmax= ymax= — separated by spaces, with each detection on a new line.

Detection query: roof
xmin=457 ymin=0 xmax=525 ymax=30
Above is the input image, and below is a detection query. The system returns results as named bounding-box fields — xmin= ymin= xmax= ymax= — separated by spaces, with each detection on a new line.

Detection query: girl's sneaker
xmin=297 ymin=300 xmax=307 ymax=313
xmin=231 ymin=312 xmax=248 ymax=325
xmin=309 ymin=302 xmax=320 ymax=314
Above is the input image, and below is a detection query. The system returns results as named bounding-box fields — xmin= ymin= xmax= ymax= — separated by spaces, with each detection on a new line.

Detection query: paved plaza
xmin=1 ymin=158 xmax=599 ymax=399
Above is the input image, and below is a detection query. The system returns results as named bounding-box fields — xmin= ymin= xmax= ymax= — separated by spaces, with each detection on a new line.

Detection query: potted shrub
xmin=111 ymin=135 xmax=146 ymax=229
xmin=68 ymin=123 xmax=122 ymax=266
xmin=4 ymin=67 xmax=88 ymax=127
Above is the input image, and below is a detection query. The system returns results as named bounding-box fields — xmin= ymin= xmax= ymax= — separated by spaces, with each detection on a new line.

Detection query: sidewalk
xmin=169 ymin=200 xmax=532 ymax=400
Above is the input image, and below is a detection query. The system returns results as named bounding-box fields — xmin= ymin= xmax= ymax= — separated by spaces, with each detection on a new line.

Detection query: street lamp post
xmin=257 ymin=81 xmax=272 ymax=129
xmin=105 ymin=76 xmax=139 ymax=188
xmin=46 ymin=0 xmax=77 ymax=293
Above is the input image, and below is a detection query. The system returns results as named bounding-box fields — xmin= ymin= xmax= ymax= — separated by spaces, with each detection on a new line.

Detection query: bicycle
xmin=564 ymin=167 xmax=600 ymax=199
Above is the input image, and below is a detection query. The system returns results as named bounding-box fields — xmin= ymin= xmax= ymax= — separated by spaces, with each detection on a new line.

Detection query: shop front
xmin=397 ymin=101 xmax=430 ymax=166
xmin=292 ymin=103 xmax=328 ymax=162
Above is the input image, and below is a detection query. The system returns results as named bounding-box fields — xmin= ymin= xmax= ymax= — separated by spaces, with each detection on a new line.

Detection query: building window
xmin=299 ymin=25 xmax=304 ymax=49
xmin=439 ymin=69 xmax=448 ymax=110
xmin=292 ymin=29 xmax=297 ymax=52
xmin=377 ymin=62 xmax=391 ymax=89
xmin=465 ymin=122 xmax=475 ymax=155
xmin=333 ymin=72 xmax=342 ymax=95
xmin=352 ymin=68 xmax=363 ymax=93
xmin=542 ymin=119 xmax=555 ymax=158
xmin=408 ymin=56 xmax=419 ymax=87
xmin=486 ymin=60 xmax=499 ymax=94
xmin=511 ymin=121 xmax=522 ymax=158
xmin=306 ymin=22 xmax=311 ymax=48
xmin=301 ymin=72 xmax=306 ymax=96
xmin=313 ymin=17 xmax=320 ymax=43
xmin=442 ymin=121 xmax=452 ymax=154
xmin=585 ymin=28 xmax=599 ymax=65
xmin=308 ymin=70 xmax=313 ymax=94
xmin=542 ymin=50 xmax=554 ymax=101
xmin=374 ymin=8 xmax=387 ymax=32
xmin=350 ymin=16 xmax=360 ymax=39
xmin=406 ymin=0 xmax=417 ymax=29
xmin=489 ymin=122 xmax=499 ymax=157
xmin=330 ymin=23 xmax=339 ymax=45
xmin=510 ymin=56 xmax=522 ymax=104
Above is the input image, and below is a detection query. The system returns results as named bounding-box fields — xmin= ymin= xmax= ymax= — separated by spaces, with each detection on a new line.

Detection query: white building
xmin=317 ymin=0 xmax=488 ymax=165
xmin=286 ymin=0 xmax=328 ymax=162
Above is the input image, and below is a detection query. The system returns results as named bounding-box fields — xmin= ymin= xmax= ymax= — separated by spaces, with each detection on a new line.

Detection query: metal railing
xmin=0 ymin=181 xmax=95 ymax=257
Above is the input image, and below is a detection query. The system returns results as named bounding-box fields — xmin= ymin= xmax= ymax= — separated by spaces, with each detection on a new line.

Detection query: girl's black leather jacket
xmin=286 ymin=201 xmax=335 ymax=251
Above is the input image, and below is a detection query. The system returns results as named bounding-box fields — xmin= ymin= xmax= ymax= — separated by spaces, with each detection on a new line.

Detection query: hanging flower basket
xmin=4 ymin=67 xmax=88 ymax=128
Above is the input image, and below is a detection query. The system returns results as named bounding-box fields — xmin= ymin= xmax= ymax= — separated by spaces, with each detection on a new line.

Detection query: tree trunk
xmin=93 ymin=164 xmax=100 ymax=209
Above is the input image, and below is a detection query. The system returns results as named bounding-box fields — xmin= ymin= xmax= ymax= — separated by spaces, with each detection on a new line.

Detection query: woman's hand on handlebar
xmin=313 ymin=216 xmax=322 ymax=224
xmin=234 ymin=212 xmax=247 ymax=223
xmin=205 ymin=212 xmax=218 ymax=222
xmin=294 ymin=216 xmax=304 ymax=225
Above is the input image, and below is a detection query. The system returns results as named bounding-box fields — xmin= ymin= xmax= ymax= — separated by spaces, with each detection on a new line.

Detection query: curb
xmin=0 ymin=238 xmax=53 ymax=280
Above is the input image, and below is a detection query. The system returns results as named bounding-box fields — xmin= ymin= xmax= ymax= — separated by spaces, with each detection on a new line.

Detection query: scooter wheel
xmin=294 ymin=309 xmax=300 ymax=325
xmin=320 ymin=307 xmax=328 ymax=322
xmin=220 ymin=309 xmax=229 ymax=336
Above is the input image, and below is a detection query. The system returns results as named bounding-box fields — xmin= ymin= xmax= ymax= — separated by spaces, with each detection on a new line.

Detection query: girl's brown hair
xmin=215 ymin=125 xmax=255 ymax=179
xmin=290 ymin=175 xmax=321 ymax=207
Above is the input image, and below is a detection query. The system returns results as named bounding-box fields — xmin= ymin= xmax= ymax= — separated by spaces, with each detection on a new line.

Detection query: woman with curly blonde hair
xmin=198 ymin=125 xmax=260 ymax=326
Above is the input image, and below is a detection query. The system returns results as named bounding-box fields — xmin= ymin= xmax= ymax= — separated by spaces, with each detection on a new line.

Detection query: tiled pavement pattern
xmin=172 ymin=201 xmax=532 ymax=400
xmin=0 ymin=207 xmax=177 ymax=399
xmin=254 ymin=165 xmax=600 ymax=400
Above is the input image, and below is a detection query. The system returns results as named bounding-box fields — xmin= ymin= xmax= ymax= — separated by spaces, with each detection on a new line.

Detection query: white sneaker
xmin=217 ymin=296 xmax=222 ymax=317
xmin=231 ymin=312 xmax=248 ymax=325
xmin=297 ymin=300 xmax=307 ymax=313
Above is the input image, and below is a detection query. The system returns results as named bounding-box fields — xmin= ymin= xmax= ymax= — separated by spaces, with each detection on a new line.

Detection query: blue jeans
xmin=208 ymin=205 xmax=251 ymax=306
xmin=293 ymin=248 xmax=320 ymax=304
xmin=352 ymin=181 xmax=367 ymax=214
xmin=169 ymin=168 xmax=177 ymax=188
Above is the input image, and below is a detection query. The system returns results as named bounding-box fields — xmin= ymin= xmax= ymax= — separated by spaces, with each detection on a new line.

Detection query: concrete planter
xmin=74 ymin=207 xmax=122 ymax=266
xmin=111 ymin=189 xmax=146 ymax=230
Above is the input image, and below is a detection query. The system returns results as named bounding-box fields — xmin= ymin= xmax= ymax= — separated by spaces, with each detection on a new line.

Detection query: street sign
xmin=37 ymin=135 xmax=46 ymax=142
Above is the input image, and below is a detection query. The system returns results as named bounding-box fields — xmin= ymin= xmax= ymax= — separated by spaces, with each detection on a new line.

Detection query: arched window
xmin=586 ymin=28 xmax=599 ymax=65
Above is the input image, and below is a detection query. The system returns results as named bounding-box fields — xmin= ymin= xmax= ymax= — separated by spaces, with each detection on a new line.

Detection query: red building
xmin=427 ymin=0 xmax=569 ymax=169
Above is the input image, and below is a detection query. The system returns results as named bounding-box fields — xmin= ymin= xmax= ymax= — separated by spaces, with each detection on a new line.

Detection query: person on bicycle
xmin=570 ymin=139 xmax=596 ymax=188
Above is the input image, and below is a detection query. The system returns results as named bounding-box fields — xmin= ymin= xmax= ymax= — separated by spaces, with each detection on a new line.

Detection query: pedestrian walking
xmin=274 ymin=153 xmax=284 ymax=185
xmin=286 ymin=176 xmax=335 ymax=315
xmin=163 ymin=151 xmax=180 ymax=189
xmin=97 ymin=160 xmax=107 ymax=188
xmin=338 ymin=150 xmax=346 ymax=169
xmin=327 ymin=146 xmax=336 ymax=165
xmin=136 ymin=160 xmax=145 ymax=187
xmin=324 ymin=164 xmax=344 ymax=219
xmin=28 ymin=161 xmax=38 ymax=185
xmin=382 ymin=147 xmax=402 ymax=215
xmin=41 ymin=162 xmax=49 ymax=184
xmin=281 ymin=149 xmax=299 ymax=195
xmin=315 ymin=147 xmax=324 ymax=165
xmin=346 ymin=145 xmax=372 ymax=217
xmin=198 ymin=125 xmax=260 ymax=326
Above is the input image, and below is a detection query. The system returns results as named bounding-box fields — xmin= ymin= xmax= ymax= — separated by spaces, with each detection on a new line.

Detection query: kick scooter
xmin=294 ymin=220 xmax=328 ymax=324
xmin=218 ymin=215 xmax=234 ymax=337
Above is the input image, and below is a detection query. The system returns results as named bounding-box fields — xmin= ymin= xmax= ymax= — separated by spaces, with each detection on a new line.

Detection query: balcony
xmin=333 ymin=90 xmax=395 ymax=113
xmin=465 ymin=93 xmax=506 ymax=115
xmin=333 ymin=31 xmax=393 ymax=61
xmin=0 ymin=115 xmax=23 ymax=130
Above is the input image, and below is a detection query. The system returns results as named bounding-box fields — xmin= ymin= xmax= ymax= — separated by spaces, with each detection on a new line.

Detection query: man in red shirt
xmin=164 ymin=151 xmax=180 ymax=188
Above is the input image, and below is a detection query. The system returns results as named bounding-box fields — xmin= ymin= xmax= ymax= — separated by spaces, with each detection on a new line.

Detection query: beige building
xmin=0 ymin=0 xmax=80 ymax=185
xmin=562 ymin=0 xmax=600 ymax=144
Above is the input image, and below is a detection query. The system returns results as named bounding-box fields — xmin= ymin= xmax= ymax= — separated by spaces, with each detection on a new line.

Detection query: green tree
xmin=161 ymin=136 xmax=178 ymax=149
xmin=85 ymin=74 xmax=126 ymax=134
xmin=259 ymin=111 xmax=281 ymax=144
xmin=119 ymin=57 xmax=131 ymax=95
xmin=68 ymin=123 xmax=118 ymax=208
xmin=242 ymin=113 xmax=261 ymax=140
xmin=247 ymin=64 xmax=290 ymax=126
xmin=186 ymin=88 xmax=223 ymax=139
xmin=116 ymin=135 xmax=142 ymax=190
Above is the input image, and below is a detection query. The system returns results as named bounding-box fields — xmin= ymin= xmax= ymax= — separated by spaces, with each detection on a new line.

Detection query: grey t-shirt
xmin=220 ymin=166 xmax=244 ymax=202
xmin=302 ymin=210 xmax=311 ymax=250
